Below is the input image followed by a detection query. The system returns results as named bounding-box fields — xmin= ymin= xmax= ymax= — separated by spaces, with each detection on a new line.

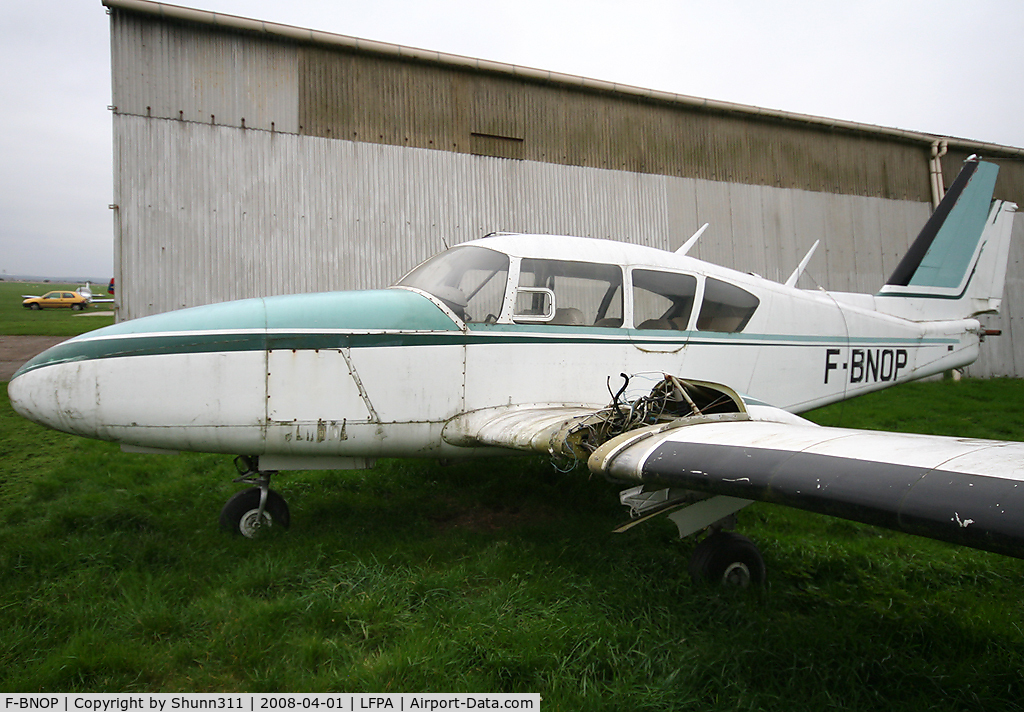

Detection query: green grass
xmin=0 ymin=281 xmax=114 ymax=335
xmin=1 ymin=378 xmax=1024 ymax=703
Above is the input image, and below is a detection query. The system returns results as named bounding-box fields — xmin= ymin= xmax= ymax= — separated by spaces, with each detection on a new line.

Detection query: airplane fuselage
xmin=9 ymin=235 xmax=979 ymax=469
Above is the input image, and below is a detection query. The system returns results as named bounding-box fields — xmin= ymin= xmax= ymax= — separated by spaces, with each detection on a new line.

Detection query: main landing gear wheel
xmin=220 ymin=487 xmax=290 ymax=538
xmin=689 ymin=531 xmax=766 ymax=587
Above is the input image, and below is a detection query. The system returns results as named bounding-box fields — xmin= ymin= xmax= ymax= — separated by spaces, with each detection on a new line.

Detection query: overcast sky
xmin=2 ymin=0 xmax=1022 ymax=280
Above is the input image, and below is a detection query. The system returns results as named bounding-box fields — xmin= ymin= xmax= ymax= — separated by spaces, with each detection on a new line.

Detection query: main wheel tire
xmin=219 ymin=487 xmax=290 ymax=538
xmin=689 ymin=531 xmax=766 ymax=587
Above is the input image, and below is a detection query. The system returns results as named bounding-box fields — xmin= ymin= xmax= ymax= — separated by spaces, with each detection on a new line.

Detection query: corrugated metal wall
xmin=106 ymin=3 xmax=1024 ymax=377
xmin=297 ymin=50 xmax=940 ymax=202
xmin=114 ymin=114 xmax=935 ymax=303
xmin=110 ymin=10 xmax=299 ymax=132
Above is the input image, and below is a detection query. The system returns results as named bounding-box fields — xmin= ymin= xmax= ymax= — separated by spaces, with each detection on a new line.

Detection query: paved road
xmin=0 ymin=336 xmax=66 ymax=381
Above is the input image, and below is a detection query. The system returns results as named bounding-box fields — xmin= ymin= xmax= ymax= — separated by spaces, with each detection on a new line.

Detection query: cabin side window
xmin=515 ymin=258 xmax=623 ymax=326
xmin=396 ymin=245 xmax=510 ymax=323
xmin=696 ymin=277 xmax=760 ymax=333
xmin=632 ymin=269 xmax=698 ymax=330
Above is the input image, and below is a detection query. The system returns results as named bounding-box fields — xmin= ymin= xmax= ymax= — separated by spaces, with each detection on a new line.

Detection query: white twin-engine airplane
xmin=8 ymin=157 xmax=1024 ymax=585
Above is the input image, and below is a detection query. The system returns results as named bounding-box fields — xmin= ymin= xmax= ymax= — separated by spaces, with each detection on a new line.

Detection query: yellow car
xmin=22 ymin=291 xmax=90 ymax=311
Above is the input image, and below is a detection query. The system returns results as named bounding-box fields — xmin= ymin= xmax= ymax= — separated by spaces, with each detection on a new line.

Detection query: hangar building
xmin=102 ymin=0 xmax=1024 ymax=377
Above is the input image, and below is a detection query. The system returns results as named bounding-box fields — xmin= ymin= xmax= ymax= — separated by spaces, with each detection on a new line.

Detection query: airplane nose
xmin=8 ymin=338 xmax=107 ymax=439
xmin=8 ymin=288 xmax=460 ymax=455
xmin=7 ymin=297 xmax=272 ymax=449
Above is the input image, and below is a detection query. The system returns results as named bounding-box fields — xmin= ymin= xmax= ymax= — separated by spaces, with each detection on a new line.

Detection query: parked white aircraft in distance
xmin=8 ymin=157 xmax=1024 ymax=586
xmin=75 ymin=282 xmax=114 ymax=305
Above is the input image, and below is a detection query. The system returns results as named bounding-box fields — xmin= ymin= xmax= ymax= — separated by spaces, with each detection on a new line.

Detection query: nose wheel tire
xmin=220 ymin=487 xmax=290 ymax=538
xmin=689 ymin=531 xmax=766 ymax=587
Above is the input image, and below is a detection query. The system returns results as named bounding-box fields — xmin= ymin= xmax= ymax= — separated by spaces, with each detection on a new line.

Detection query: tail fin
xmin=876 ymin=157 xmax=1016 ymax=320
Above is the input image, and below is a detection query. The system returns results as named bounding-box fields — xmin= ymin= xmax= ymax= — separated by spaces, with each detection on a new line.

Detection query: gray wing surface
xmin=589 ymin=420 xmax=1024 ymax=558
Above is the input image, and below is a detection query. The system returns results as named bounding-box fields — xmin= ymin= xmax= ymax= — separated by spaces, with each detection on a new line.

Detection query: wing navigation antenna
xmin=676 ymin=223 xmax=709 ymax=255
xmin=785 ymin=240 xmax=820 ymax=288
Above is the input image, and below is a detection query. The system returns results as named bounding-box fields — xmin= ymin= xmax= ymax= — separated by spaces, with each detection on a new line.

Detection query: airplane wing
xmin=444 ymin=375 xmax=1024 ymax=560
xmin=589 ymin=415 xmax=1024 ymax=559
xmin=442 ymin=378 xmax=761 ymax=462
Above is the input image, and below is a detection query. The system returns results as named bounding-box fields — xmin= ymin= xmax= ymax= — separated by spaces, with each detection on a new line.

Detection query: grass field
xmin=2 ymin=312 xmax=1023 ymax=704
xmin=0 ymin=281 xmax=114 ymax=336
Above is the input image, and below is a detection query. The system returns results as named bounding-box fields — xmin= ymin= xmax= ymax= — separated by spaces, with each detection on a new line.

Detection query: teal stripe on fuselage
xmin=263 ymin=289 xmax=461 ymax=332
xmin=13 ymin=331 xmax=266 ymax=377
xmin=474 ymin=322 xmax=954 ymax=346
xmin=11 ymin=287 xmax=957 ymax=378
xmin=14 ymin=323 xmax=956 ymax=378
xmin=54 ymin=289 xmax=459 ymax=339
xmin=13 ymin=289 xmax=458 ymax=378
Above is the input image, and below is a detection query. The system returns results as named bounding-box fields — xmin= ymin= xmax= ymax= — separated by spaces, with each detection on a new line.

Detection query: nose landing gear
xmin=220 ymin=456 xmax=291 ymax=538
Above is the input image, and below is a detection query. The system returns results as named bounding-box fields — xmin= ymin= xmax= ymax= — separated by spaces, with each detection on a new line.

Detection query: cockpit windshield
xmin=396 ymin=246 xmax=510 ymax=323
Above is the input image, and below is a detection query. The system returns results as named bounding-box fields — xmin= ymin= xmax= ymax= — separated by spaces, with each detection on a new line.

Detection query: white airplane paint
xmin=8 ymin=157 xmax=1023 ymax=584
xmin=75 ymin=282 xmax=115 ymax=305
